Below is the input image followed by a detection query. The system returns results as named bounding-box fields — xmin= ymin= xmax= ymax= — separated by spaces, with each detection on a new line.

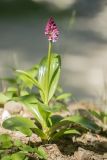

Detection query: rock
xmin=74 ymin=147 xmax=93 ymax=160
xmin=91 ymin=155 xmax=103 ymax=160
xmin=20 ymin=110 xmax=34 ymax=118
xmin=4 ymin=101 xmax=23 ymax=114
xmin=1 ymin=110 xmax=11 ymax=121
xmin=103 ymin=153 xmax=107 ymax=159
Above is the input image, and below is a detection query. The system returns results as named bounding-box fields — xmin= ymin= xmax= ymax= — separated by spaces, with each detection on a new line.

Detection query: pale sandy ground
xmin=0 ymin=0 xmax=107 ymax=102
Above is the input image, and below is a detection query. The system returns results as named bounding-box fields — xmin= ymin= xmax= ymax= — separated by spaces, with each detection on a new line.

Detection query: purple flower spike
xmin=45 ymin=17 xmax=59 ymax=42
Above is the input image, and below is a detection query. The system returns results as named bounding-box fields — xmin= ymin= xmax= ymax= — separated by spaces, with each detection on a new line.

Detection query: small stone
xmin=74 ymin=147 xmax=94 ymax=160
xmin=20 ymin=110 xmax=34 ymax=118
xmin=4 ymin=101 xmax=23 ymax=114
xmin=103 ymin=153 xmax=107 ymax=159
xmin=56 ymin=157 xmax=63 ymax=160
xmin=1 ymin=110 xmax=11 ymax=121
xmin=91 ymin=155 xmax=103 ymax=160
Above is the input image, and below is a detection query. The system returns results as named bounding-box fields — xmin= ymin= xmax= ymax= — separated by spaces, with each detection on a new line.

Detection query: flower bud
xmin=45 ymin=17 xmax=59 ymax=42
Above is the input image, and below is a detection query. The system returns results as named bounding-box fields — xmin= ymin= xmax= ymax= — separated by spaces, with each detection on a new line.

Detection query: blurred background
xmin=0 ymin=0 xmax=107 ymax=102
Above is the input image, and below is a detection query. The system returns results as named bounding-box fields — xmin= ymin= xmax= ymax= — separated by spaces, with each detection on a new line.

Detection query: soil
xmin=44 ymin=132 xmax=107 ymax=160
xmin=0 ymin=127 xmax=107 ymax=160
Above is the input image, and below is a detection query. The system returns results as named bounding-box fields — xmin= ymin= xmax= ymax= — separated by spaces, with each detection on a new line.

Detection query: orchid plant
xmin=16 ymin=17 xmax=61 ymax=106
xmin=3 ymin=17 xmax=100 ymax=142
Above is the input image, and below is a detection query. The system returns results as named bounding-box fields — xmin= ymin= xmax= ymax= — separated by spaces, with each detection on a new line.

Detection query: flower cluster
xmin=45 ymin=17 xmax=59 ymax=42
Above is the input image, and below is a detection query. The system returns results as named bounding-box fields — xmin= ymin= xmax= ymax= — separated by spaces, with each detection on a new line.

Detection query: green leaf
xmin=26 ymin=64 xmax=39 ymax=78
xmin=89 ymin=110 xmax=102 ymax=121
xmin=2 ymin=116 xmax=36 ymax=136
xmin=20 ymin=90 xmax=29 ymax=96
xmin=11 ymin=152 xmax=26 ymax=160
xmin=16 ymin=127 xmax=32 ymax=137
xmin=16 ymin=70 xmax=41 ymax=91
xmin=17 ymin=65 xmax=39 ymax=89
xmin=51 ymin=129 xmax=80 ymax=141
xmin=56 ymin=93 xmax=71 ymax=101
xmin=0 ymin=134 xmax=13 ymax=149
xmin=62 ymin=115 xmax=100 ymax=131
xmin=3 ymin=116 xmax=36 ymax=129
xmin=19 ymin=94 xmax=38 ymax=104
xmin=0 ymin=93 xmax=10 ymax=104
xmin=32 ymin=128 xmax=47 ymax=140
xmin=0 ymin=150 xmax=5 ymax=154
xmin=50 ymin=119 xmax=71 ymax=134
xmin=14 ymin=140 xmax=23 ymax=147
xmin=51 ymin=115 xmax=63 ymax=126
xmin=21 ymin=97 xmax=51 ymax=128
xmin=6 ymin=87 xmax=17 ymax=92
xmin=19 ymin=144 xmax=34 ymax=153
xmin=56 ymin=85 xmax=63 ymax=94
xmin=50 ymin=115 xmax=100 ymax=134
xmin=27 ymin=103 xmax=50 ymax=128
xmin=48 ymin=54 xmax=61 ymax=101
xmin=5 ymin=87 xmax=18 ymax=98
xmin=24 ymin=157 xmax=28 ymax=160
xmin=38 ymin=54 xmax=61 ymax=104
xmin=0 ymin=77 xmax=16 ymax=84
xmin=35 ymin=146 xmax=48 ymax=159
xmin=1 ymin=155 xmax=11 ymax=160
xmin=19 ymin=144 xmax=47 ymax=160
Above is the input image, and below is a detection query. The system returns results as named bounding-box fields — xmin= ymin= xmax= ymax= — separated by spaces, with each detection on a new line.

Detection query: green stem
xmin=47 ymin=41 xmax=52 ymax=81
xmin=45 ymin=41 xmax=52 ymax=105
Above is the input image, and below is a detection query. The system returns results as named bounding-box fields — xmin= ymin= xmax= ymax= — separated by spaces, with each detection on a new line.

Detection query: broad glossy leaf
xmin=51 ymin=129 xmax=80 ymax=141
xmin=19 ymin=144 xmax=34 ymax=153
xmin=56 ymin=93 xmax=71 ymax=101
xmin=3 ymin=116 xmax=36 ymax=129
xmin=62 ymin=115 xmax=100 ymax=131
xmin=49 ymin=102 xmax=67 ymax=112
xmin=16 ymin=127 xmax=32 ymax=136
xmin=51 ymin=115 xmax=63 ymax=125
xmin=35 ymin=146 xmax=48 ymax=160
xmin=11 ymin=152 xmax=26 ymax=160
xmin=32 ymin=128 xmax=47 ymax=139
xmin=19 ymin=95 xmax=51 ymax=126
xmin=0 ymin=93 xmax=10 ymax=104
xmin=0 ymin=134 xmax=12 ymax=149
xmin=6 ymin=87 xmax=17 ymax=92
xmin=0 ymin=150 xmax=5 ymax=155
xmin=50 ymin=119 xmax=70 ymax=134
xmin=14 ymin=140 xmax=23 ymax=147
xmin=2 ymin=116 xmax=36 ymax=136
xmin=50 ymin=115 xmax=100 ymax=134
xmin=22 ymin=102 xmax=51 ymax=129
xmin=17 ymin=65 xmax=39 ymax=89
xmin=48 ymin=54 xmax=61 ymax=101
xmin=38 ymin=54 xmax=61 ymax=104
xmin=1 ymin=155 xmax=11 ymax=160
xmin=20 ymin=90 xmax=29 ymax=96
xmin=16 ymin=70 xmax=42 ymax=91
xmin=19 ymin=94 xmax=38 ymax=104
xmin=19 ymin=95 xmax=51 ymax=128
xmin=5 ymin=87 xmax=18 ymax=98
xmin=27 ymin=64 xmax=39 ymax=77
xmin=56 ymin=85 xmax=63 ymax=93
xmin=89 ymin=110 xmax=102 ymax=120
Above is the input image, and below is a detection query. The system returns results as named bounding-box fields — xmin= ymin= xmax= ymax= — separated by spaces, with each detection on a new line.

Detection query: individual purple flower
xmin=45 ymin=17 xmax=59 ymax=42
